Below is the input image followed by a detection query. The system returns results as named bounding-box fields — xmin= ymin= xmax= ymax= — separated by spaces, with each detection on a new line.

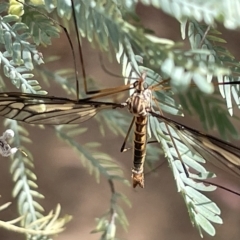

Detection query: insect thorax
xmin=126 ymin=89 xmax=152 ymax=116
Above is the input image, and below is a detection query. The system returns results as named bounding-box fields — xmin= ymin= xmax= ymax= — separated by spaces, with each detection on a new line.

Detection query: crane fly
xmin=0 ymin=72 xmax=162 ymax=188
xmin=1 ymin=1 xmax=240 ymax=191
xmin=1 ymin=73 xmax=240 ymax=189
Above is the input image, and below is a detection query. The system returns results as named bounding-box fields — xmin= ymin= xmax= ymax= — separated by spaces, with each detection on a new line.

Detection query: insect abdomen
xmin=132 ymin=115 xmax=148 ymax=188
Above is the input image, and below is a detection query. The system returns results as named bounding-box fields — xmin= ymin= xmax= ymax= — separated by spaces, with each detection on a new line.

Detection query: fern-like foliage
xmin=55 ymin=124 xmax=130 ymax=239
xmin=0 ymin=2 xmax=46 ymax=94
xmin=186 ymin=21 xmax=240 ymax=116
xmin=0 ymin=199 xmax=69 ymax=237
xmin=118 ymin=51 xmax=226 ymax=236
xmin=176 ymin=20 xmax=240 ymax=139
xmin=0 ymin=0 xmax=240 ymax=239
xmin=3 ymin=119 xmax=71 ymax=239
xmin=140 ymin=0 xmax=240 ymax=29
xmin=63 ymin=0 xmax=233 ymax=95
xmin=149 ymin=115 xmax=222 ymax=237
xmin=91 ymin=180 xmax=130 ymax=239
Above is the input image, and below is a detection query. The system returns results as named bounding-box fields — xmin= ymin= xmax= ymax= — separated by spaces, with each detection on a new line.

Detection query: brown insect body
xmin=1 ymin=77 xmax=240 ymax=188
xmin=126 ymin=75 xmax=152 ymax=188
xmin=132 ymin=115 xmax=148 ymax=188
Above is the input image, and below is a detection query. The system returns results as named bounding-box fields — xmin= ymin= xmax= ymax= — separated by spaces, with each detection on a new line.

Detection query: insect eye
xmin=143 ymin=82 xmax=148 ymax=89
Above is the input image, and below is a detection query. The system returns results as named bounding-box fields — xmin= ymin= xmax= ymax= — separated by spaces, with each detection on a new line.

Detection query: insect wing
xmin=178 ymin=128 xmax=240 ymax=178
xmin=0 ymin=93 xmax=122 ymax=124
xmin=149 ymin=111 xmax=240 ymax=178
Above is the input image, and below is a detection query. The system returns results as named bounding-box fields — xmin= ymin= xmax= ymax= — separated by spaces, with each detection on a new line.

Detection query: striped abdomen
xmin=126 ymin=85 xmax=152 ymax=188
xmin=132 ymin=115 xmax=148 ymax=188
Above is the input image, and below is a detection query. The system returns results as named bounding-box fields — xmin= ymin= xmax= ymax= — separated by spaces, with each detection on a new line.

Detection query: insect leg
xmin=120 ymin=117 xmax=135 ymax=152
xmin=152 ymin=97 xmax=190 ymax=177
xmin=149 ymin=110 xmax=240 ymax=196
xmin=197 ymin=25 xmax=211 ymax=48
xmin=17 ymin=0 xmax=80 ymax=99
xmin=70 ymin=0 xmax=133 ymax=96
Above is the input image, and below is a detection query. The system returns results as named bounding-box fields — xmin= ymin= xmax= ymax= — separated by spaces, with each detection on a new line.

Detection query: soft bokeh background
xmin=1 ymin=3 xmax=240 ymax=240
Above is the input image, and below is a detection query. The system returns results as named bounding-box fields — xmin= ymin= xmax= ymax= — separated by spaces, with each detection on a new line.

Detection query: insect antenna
xmin=98 ymin=53 xmax=141 ymax=81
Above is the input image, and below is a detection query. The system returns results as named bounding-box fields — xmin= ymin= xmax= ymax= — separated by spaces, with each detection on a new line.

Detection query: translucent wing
xmin=149 ymin=111 xmax=240 ymax=178
xmin=0 ymin=93 xmax=123 ymax=124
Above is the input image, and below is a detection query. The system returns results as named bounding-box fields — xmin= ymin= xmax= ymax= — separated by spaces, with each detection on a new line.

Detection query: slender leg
xmin=152 ymin=97 xmax=189 ymax=177
xmin=120 ymin=117 xmax=135 ymax=152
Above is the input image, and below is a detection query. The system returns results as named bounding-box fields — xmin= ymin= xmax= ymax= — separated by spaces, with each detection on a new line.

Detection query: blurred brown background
xmin=1 ymin=3 xmax=240 ymax=240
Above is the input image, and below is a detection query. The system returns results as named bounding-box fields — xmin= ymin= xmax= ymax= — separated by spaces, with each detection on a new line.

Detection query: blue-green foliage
xmin=0 ymin=0 xmax=240 ymax=239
